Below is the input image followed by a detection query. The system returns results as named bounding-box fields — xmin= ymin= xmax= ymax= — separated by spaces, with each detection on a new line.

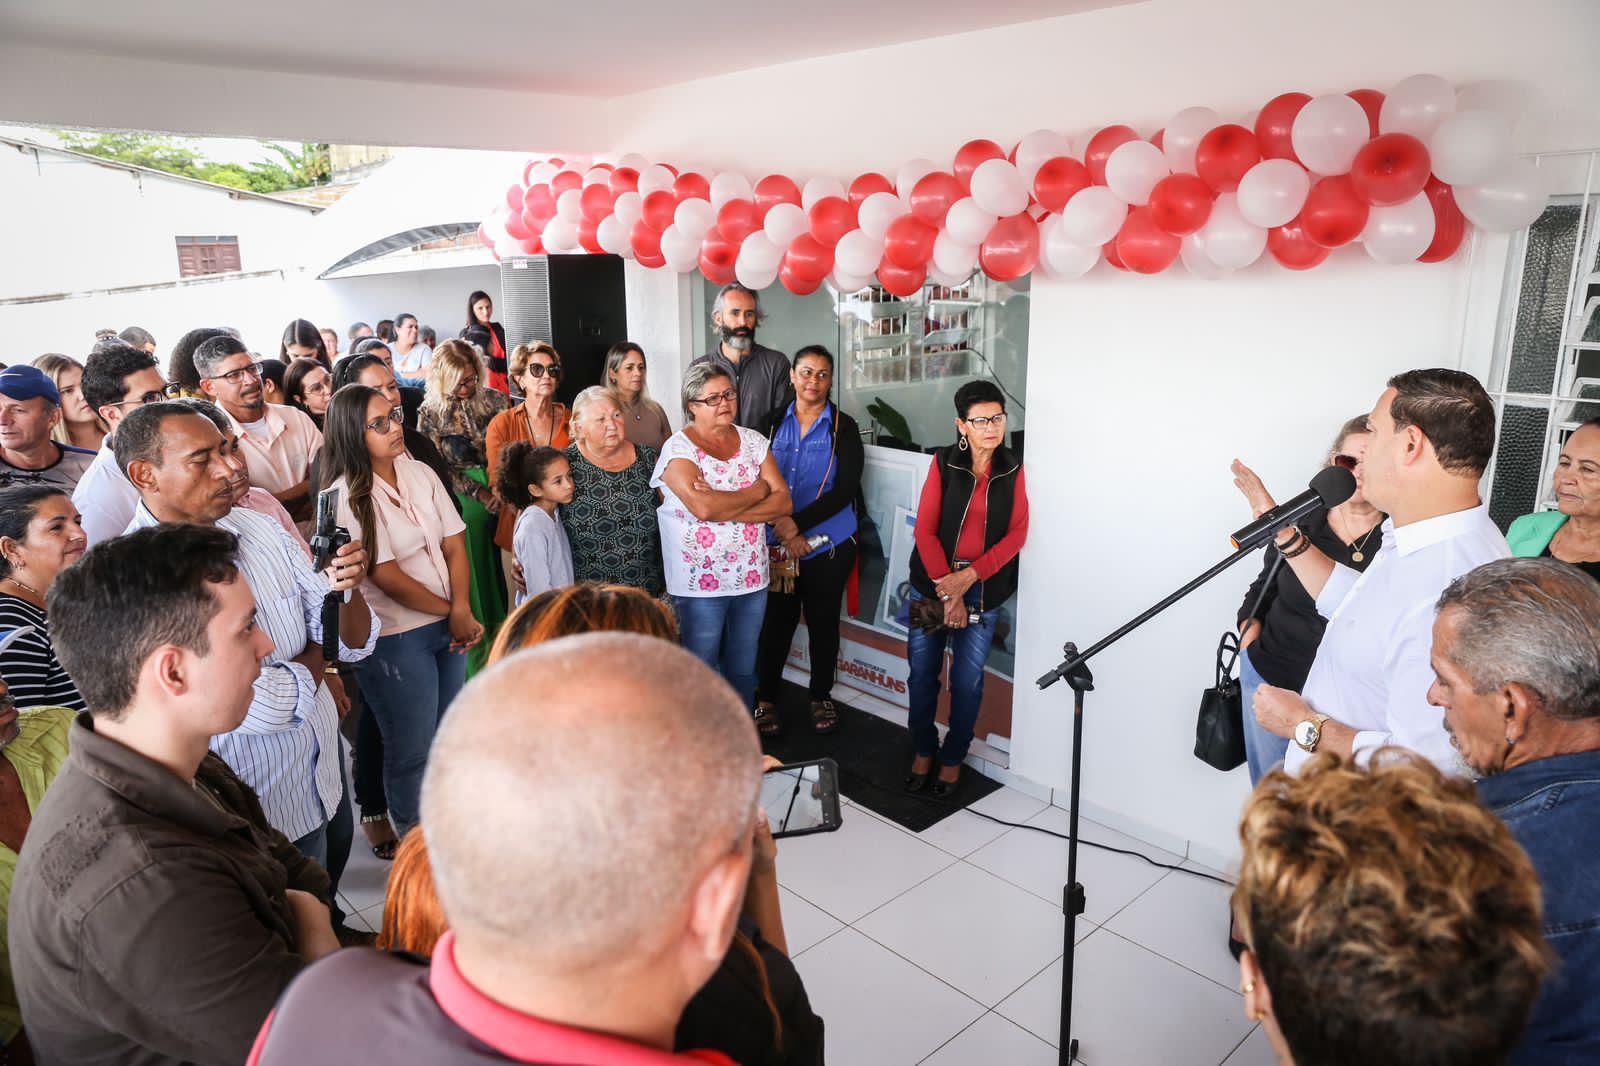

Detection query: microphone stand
xmin=1036 ymin=538 xmax=1269 ymax=1064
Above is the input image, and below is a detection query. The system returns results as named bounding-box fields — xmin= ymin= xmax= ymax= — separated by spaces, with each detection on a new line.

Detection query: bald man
xmin=248 ymin=633 xmax=762 ymax=1066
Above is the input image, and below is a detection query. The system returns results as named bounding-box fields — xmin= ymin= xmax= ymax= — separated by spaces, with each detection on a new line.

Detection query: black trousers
xmin=756 ymin=538 xmax=857 ymax=703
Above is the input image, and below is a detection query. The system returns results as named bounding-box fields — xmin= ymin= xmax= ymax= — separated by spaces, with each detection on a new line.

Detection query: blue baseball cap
xmin=0 ymin=366 xmax=60 ymax=406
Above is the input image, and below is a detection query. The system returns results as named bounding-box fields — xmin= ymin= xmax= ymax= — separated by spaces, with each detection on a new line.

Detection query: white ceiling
xmin=0 ymin=0 xmax=1141 ymax=97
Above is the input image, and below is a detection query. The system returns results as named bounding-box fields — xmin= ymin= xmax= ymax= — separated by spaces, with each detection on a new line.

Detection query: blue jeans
xmin=351 ymin=619 xmax=467 ymax=835
xmin=674 ymin=590 xmax=768 ymax=709
xmin=291 ymin=751 xmax=353 ymax=924
xmin=906 ymin=587 xmax=998 ymax=767
xmin=1240 ymin=646 xmax=1290 ymax=785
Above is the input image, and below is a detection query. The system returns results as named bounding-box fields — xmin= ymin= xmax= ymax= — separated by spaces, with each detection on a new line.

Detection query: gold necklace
xmin=1349 ymin=523 xmax=1379 ymax=563
xmin=4 ymin=576 xmax=42 ymax=600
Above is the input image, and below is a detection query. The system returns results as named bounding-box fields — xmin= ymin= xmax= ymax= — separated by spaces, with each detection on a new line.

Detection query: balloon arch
xmin=479 ymin=75 xmax=1549 ymax=293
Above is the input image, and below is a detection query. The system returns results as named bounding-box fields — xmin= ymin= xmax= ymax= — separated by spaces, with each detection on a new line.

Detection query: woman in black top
xmin=1232 ymin=415 xmax=1385 ymax=784
xmin=460 ymin=290 xmax=510 ymax=395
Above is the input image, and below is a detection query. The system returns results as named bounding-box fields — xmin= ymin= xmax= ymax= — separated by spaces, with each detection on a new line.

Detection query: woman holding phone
xmin=321 ymin=385 xmax=483 ymax=835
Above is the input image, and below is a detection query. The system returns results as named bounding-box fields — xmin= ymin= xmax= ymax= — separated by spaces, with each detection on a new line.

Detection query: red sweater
xmin=913 ymin=462 xmax=1029 ymax=581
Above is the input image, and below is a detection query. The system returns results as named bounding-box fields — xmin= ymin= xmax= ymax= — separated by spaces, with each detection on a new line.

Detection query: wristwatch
xmin=1293 ymin=713 xmax=1331 ymax=754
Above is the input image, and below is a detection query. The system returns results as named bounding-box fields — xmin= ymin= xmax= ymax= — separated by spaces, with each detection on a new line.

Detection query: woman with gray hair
xmin=1429 ymin=556 xmax=1600 ymax=1064
xmin=652 ymin=363 xmax=792 ymax=716
xmin=561 ymin=386 xmax=663 ymax=594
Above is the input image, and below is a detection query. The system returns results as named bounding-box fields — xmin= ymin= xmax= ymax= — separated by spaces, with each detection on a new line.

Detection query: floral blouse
xmin=651 ymin=427 xmax=771 ymax=598
xmin=417 ymin=391 xmax=509 ymax=499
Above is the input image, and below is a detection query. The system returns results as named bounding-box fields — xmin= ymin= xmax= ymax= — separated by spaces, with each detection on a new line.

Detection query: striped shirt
xmin=0 ymin=597 xmax=85 ymax=712
xmin=126 ymin=505 xmax=378 ymax=840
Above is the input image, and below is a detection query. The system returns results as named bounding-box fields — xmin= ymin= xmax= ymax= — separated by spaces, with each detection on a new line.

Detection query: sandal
xmin=810 ymin=699 xmax=840 ymax=734
xmin=362 ymin=813 xmax=399 ymax=861
xmin=753 ymin=704 xmax=783 ymax=738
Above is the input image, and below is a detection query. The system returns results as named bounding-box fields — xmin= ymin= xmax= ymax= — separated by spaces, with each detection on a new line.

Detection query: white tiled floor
xmin=342 ymin=786 xmax=1275 ymax=1066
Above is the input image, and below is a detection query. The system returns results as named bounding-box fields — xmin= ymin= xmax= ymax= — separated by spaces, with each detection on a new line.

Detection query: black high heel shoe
xmin=904 ymin=757 xmax=933 ymax=792
xmin=931 ymin=766 xmax=961 ymax=800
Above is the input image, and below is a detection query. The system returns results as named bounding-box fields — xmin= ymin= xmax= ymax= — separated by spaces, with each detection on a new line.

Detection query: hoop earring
xmin=958 ymin=435 xmax=969 ymax=452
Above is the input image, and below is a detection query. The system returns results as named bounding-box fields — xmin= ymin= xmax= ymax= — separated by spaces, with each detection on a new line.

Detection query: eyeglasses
xmin=1333 ymin=453 xmax=1362 ymax=471
xmin=523 ymin=363 xmax=563 ymax=380
xmin=208 ymin=363 xmax=263 ymax=385
xmin=109 ymin=383 xmax=183 ymax=408
xmin=963 ymin=412 xmax=1007 ymax=429
xmin=796 ymin=367 xmax=832 ymax=382
xmin=303 ymin=379 xmax=331 ymax=397
xmin=692 ymin=388 xmax=738 ymax=408
xmin=364 ymin=409 xmax=405 ymax=433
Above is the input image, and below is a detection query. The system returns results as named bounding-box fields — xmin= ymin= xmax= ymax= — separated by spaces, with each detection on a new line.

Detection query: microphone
xmin=1230 ymin=466 xmax=1356 ymax=551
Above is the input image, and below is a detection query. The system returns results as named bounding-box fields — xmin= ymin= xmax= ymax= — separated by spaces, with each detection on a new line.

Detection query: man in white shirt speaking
xmin=1233 ymin=369 xmax=1507 ymax=775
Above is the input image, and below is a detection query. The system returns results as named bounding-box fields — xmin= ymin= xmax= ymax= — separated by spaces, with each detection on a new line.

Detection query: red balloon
xmin=877 ymin=257 xmax=927 ymax=297
xmin=1150 ymin=129 xmax=1165 ymax=151
xmin=1349 ymin=133 xmax=1431 ymax=207
xmin=660 ymin=163 xmax=679 ymax=177
xmin=506 ymin=184 xmax=525 ymax=213
xmin=477 ymin=223 xmax=493 ymax=249
xmin=1347 ymin=89 xmax=1385 ymax=138
xmin=580 ymin=183 xmax=615 ymax=223
xmin=1033 ymin=157 xmax=1092 ymax=213
xmin=1255 ymin=92 xmax=1312 ymax=162
xmin=717 ymin=199 xmax=758 ymax=243
xmin=643 ymin=190 xmax=678 ymax=232
xmin=1102 ymin=238 xmax=1128 ymax=271
xmin=699 ymin=233 xmax=738 ymax=285
xmin=779 ymin=258 xmax=823 ymax=295
xmin=979 ymin=213 xmax=1040 ymax=281
xmin=1300 ymin=175 xmax=1371 ymax=248
xmin=848 ymin=172 xmax=895 ymax=207
xmin=551 ymin=170 xmax=582 ymax=196
xmin=954 ymin=139 xmax=1006 ymax=191
xmin=1148 ymin=173 xmax=1215 ymax=236
xmin=1418 ymin=177 xmax=1467 ymax=263
xmin=1195 ymin=125 xmax=1261 ymax=193
xmin=520 ymin=235 xmax=544 ymax=256
xmin=577 ymin=216 xmax=603 ymax=254
xmin=630 ymin=220 xmax=664 ymax=261
xmin=504 ymin=212 xmax=532 ymax=241
xmin=636 ymin=248 xmax=666 ymax=269
xmin=673 ymin=172 xmax=711 ymax=203
xmin=1267 ymin=218 xmax=1332 ymax=270
xmin=522 ymin=160 xmax=540 ymax=185
xmin=883 ymin=215 xmax=937 ymax=269
xmin=1114 ymin=207 xmax=1181 ymax=274
xmin=786 ymin=234 xmax=834 ymax=282
xmin=754 ymin=175 xmax=801 ymax=221
xmin=522 ymin=185 xmax=557 ymax=228
xmin=1085 ymin=125 xmax=1139 ymax=185
xmin=608 ymin=167 xmax=639 ymax=197
xmin=808 ymin=196 xmax=856 ymax=247
xmin=909 ymin=171 xmax=963 ymax=226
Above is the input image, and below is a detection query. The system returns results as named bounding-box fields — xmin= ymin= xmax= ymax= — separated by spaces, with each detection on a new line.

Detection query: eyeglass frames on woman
xmin=207 ymin=363 xmax=264 ymax=385
xmin=963 ymin=412 xmax=1007 ymax=429
xmin=1332 ymin=453 xmax=1361 ymax=471
xmin=109 ymin=383 xmax=184 ymax=408
xmin=364 ymin=409 xmax=406 ymax=434
xmin=523 ymin=363 xmax=562 ymax=379
xmin=691 ymin=388 xmax=738 ymax=408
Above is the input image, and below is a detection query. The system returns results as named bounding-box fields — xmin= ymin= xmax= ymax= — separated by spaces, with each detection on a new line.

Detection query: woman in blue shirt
xmin=755 ymin=345 xmax=863 ymax=736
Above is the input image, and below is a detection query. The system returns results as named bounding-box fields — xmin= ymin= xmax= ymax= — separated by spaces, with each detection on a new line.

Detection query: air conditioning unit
xmin=498 ymin=254 xmax=628 ymax=404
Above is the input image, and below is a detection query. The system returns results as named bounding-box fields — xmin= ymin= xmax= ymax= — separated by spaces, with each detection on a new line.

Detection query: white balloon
xmin=637 ymin=164 xmax=676 ymax=197
xmin=611 ymin=190 xmax=644 ymax=227
xmin=674 ymin=198 xmax=715 ymax=241
xmin=1380 ymin=74 xmax=1457 ymax=140
xmin=1456 ymin=157 xmax=1552 ymax=233
xmin=1163 ymin=106 xmax=1221 ymax=175
xmin=659 ymin=225 xmax=699 ymax=273
xmin=1104 ymin=141 xmax=1169 ymax=206
xmin=1069 ymin=128 xmax=1098 ymax=161
xmin=969 ymin=158 xmax=1029 ymax=217
xmin=1236 ymin=159 xmax=1312 ymax=228
xmin=1455 ymin=81 xmax=1529 ymax=120
xmin=556 ymin=188 xmax=584 ymax=222
xmin=927 ymin=265 xmax=971 ymax=287
xmin=596 ymin=214 xmax=631 ymax=256
xmin=1362 ymin=192 xmax=1437 ymax=264
xmin=1042 ymin=224 xmax=1100 ymax=279
xmin=829 ymin=269 xmax=874 ymax=294
xmin=736 ymin=257 xmax=778 ymax=290
xmin=1013 ymin=129 xmax=1073 ymax=187
xmin=931 ymin=229 xmax=979 ymax=276
xmin=1060 ymin=186 xmax=1127 ymax=247
xmin=763 ymin=202 xmax=809 ymax=247
xmin=739 ymin=232 xmax=782 ymax=274
xmin=858 ymin=191 xmax=908 ymax=240
xmin=711 ymin=172 xmax=754 ymax=211
xmin=616 ymin=153 xmax=650 ymax=173
xmin=1428 ymin=109 xmax=1513 ymax=187
xmin=1180 ymin=232 xmax=1230 ymax=279
xmin=1197 ymin=193 xmax=1266 ymax=269
xmin=835 ymin=229 xmax=884 ymax=276
xmin=542 ymin=216 xmax=580 ymax=253
xmin=582 ymin=166 xmax=612 ymax=188
xmin=945 ymin=198 xmax=997 ymax=246
xmin=1292 ymin=94 xmax=1371 ymax=175
xmin=802 ymin=176 xmax=846 ymax=211
xmin=896 ymin=158 xmax=937 ymax=202
xmin=526 ymin=161 xmax=560 ymax=186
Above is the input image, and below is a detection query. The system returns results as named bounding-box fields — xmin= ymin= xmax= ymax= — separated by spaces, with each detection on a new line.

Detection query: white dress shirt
xmin=1287 ymin=504 xmax=1508 ymax=775
xmin=71 ymin=445 xmax=140 ymax=545
xmin=126 ymin=504 xmax=378 ymax=839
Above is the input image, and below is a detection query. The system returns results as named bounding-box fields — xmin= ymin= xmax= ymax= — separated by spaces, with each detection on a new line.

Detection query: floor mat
xmin=761 ymin=681 xmax=1001 ymax=833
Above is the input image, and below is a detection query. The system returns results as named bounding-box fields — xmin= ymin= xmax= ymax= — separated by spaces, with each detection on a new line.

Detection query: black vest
xmin=907 ymin=443 xmax=1023 ymax=610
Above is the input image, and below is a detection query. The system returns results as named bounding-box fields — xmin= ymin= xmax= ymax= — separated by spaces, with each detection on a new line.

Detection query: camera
xmin=309 ymin=487 xmax=352 ymax=661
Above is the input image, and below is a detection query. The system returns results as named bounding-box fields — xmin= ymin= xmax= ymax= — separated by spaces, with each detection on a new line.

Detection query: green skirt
xmin=459 ymin=467 xmax=506 ymax=678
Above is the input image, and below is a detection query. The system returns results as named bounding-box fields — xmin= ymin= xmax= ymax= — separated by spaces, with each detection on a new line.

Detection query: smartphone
xmin=761 ymin=758 xmax=843 ymax=840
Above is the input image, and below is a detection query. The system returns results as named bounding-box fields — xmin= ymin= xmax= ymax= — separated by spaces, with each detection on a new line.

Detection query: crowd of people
xmin=0 ymin=282 xmax=1591 ymax=1066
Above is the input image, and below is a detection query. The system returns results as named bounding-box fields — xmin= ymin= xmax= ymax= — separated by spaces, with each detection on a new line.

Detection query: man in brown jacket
xmin=8 ymin=524 xmax=341 ymax=1066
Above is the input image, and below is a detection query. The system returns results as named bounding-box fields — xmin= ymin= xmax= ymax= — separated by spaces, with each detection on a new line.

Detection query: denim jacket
xmin=1478 ymin=749 xmax=1600 ymax=1065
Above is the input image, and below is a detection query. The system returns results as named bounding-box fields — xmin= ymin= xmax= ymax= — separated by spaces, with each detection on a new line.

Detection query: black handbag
xmin=1194 ymin=553 xmax=1284 ymax=772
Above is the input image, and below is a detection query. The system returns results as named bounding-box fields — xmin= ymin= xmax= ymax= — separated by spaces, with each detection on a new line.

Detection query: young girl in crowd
xmin=495 ymin=442 xmax=575 ymax=605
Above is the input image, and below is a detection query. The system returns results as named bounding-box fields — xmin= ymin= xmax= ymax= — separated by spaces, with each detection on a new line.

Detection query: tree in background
xmin=53 ymin=130 xmax=330 ymax=193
